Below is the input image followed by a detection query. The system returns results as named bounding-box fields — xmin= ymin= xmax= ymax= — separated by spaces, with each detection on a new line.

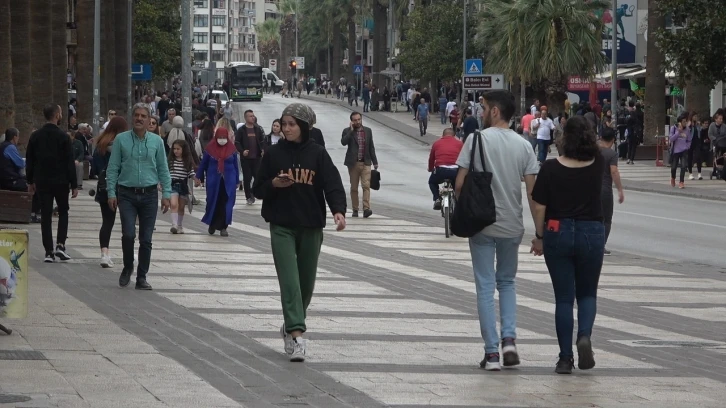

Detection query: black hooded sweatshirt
xmin=253 ymin=127 xmax=346 ymax=229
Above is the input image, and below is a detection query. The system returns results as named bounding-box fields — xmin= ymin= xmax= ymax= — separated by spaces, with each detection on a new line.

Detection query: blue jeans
xmin=537 ymin=139 xmax=551 ymax=162
xmin=440 ymin=110 xmax=447 ymax=124
xmin=118 ymin=187 xmax=159 ymax=280
xmin=428 ymin=167 xmax=458 ymax=201
xmin=543 ymin=219 xmax=604 ymax=358
xmin=469 ymin=233 xmax=523 ymax=354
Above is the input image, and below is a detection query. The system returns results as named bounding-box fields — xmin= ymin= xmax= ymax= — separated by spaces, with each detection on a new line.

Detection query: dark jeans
xmin=671 ymin=151 xmax=686 ymax=182
xmin=601 ymin=189 xmax=613 ymax=245
xmin=99 ymin=201 xmax=116 ymax=249
xmin=241 ymin=158 xmax=260 ymax=200
xmin=627 ymin=136 xmax=638 ymax=161
xmin=117 ymin=187 xmax=158 ymax=280
xmin=687 ymin=148 xmax=703 ymax=174
xmin=363 ymin=99 xmax=370 ymax=112
xmin=38 ymin=184 xmax=70 ymax=255
xmin=543 ymin=219 xmax=604 ymax=358
xmin=537 ymin=139 xmax=551 ymax=163
xmin=428 ymin=167 xmax=459 ymax=201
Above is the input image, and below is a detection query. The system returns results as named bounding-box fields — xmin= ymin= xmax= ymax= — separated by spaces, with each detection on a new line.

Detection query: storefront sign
xmin=567 ymin=76 xmax=612 ymax=91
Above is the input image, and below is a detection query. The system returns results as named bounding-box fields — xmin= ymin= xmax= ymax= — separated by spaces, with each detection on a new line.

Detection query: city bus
xmin=224 ymin=62 xmax=264 ymax=102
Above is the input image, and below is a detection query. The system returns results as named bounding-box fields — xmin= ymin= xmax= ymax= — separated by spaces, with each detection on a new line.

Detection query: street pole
xmin=127 ymin=0 xmax=132 ymax=121
xmin=181 ymin=0 xmax=193 ymax=130
xmin=462 ymin=0 xmax=467 ymax=103
xmin=92 ymin=0 xmax=101 ymax=136
xmin=610 ymin=0 xmax=618 ymax=121
xmin=359 ymin=0 xmax=363 ymax=93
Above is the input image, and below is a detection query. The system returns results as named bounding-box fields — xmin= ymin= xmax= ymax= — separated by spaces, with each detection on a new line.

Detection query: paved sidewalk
xmin=299 ymin=92 xmax=726 ymax=201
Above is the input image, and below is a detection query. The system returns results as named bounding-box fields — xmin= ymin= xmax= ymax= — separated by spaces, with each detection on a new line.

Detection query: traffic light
xmin=289 ymin=59 xmax=297 ymax=72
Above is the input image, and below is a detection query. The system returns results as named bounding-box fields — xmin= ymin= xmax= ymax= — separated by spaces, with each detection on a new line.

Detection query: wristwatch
xmin=535 ymin=232 xmax=543 ymax=240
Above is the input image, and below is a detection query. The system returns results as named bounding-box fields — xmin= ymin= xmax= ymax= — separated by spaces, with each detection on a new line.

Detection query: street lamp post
xmin=462 ymin=0 xmax=467 ymax=103
xmin=92 ymin=0 xmax=101 ymax=135
xmin=127 ymin=0 xmax=132 ymax=120
xmin=181 ymin=0 xmax=193 ymax=129
xmin=610 ymin=0 xmax=618 ymax=120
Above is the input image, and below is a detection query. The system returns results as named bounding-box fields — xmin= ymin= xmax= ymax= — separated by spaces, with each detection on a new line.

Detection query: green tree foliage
xmin=397 ymin=0 xmax=475 ymax=82
xmin=653 ymin=0 xmax=726 ymax=86
xmin=132 ymin=0 xmax=181 ymax=81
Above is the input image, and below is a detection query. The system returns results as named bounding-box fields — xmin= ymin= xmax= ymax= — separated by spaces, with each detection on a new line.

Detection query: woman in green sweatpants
xmin=253 ymin=103 xmax=347 ymax=362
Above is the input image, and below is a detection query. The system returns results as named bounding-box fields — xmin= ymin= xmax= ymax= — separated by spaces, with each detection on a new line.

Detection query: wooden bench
xmin=0 ymin=190 xmax=32 ymax=224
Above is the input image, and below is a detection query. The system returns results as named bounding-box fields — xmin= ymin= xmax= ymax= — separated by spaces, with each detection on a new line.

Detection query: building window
xmin=212 ymin=51 xmax=226 ymax=61
xmin=193 ymin=0 xmax=207 ymax=7
xmin=212 ymin=16 xmax=225 ymax=26
xmin=212 ymin=33 xmax=225 ymax=44
xmin=194 ymin=51 xmax=208 ymax=62
xmin=212 ymin=0 xmax=225 ymax=8
xmin=193 ymin=33 xmax=208 ymax=43
xmin=193 ymin=15 xmax=208 ymax=27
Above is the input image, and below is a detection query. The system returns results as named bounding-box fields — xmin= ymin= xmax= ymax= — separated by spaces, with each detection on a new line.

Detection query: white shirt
xmin=534 ymin=118 xmax=555 ymax=140
xmin=446 ymin=101 xmax=457 ymax=116
xmin=530 ymin=104 xmax=537 ymax=115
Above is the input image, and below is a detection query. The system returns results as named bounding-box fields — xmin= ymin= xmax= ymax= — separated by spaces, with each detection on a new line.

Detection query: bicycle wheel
xmin=444 ymin=205 xmax=450 ymax=238
xmin=448 ymin=195 xmax=456 ymax=237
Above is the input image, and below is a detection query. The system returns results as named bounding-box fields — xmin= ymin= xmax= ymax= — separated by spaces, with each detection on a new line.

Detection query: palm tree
xmin=76 ymin=0 xmax=93 ymax=125
xmin=277 ymin=0 xmax=299 ymax=69
xmin=31 ymin=0 xmax=54 ymax=127
xmin=0 ymin=0 xmax=15 ymax=132
xmin=644 ymin=0 xmax=665 ymax=145
xmin=9 ymin=0 xmax=32 ymax=152
xmin=479 ymin=0 xmax=607 ymax=113
xmin=255 ymin=18 xmax=281 ymax=66
xmin=52 ymin=0 xmax=68 ymax=113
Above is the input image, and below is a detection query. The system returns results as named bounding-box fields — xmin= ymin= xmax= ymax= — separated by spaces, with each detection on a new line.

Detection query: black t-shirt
xmin=531 ymin=154 xmax=604 ymax=222
xmin=462 ymin=116 xmax=478 ymax=139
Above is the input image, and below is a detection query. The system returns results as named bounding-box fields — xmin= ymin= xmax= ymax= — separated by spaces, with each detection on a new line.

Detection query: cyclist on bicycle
xmin=428 ymin=128 xmax=464 ymax=210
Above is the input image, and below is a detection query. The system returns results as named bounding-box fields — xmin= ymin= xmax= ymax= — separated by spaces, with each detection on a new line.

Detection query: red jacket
xmin=428 ymin=136 xmax=464 ymax=171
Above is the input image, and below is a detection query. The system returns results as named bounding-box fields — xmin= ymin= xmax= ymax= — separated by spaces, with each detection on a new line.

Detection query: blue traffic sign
xmin=131 ymin=64 xmax=153 ymax=81
xmin=465 ymin=59 xmax=483 ymax=76
xmin=353 ymin=65 xmax=363 ymax=74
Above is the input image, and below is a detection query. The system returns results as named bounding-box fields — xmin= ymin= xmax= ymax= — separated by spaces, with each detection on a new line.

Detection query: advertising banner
xmin=568 ymin=76 xmax=612 ymax=92
xmin=0 ymin=229 xmax=28 ymax=319
xmin=597 ymin=0 xmax=637 ymax=64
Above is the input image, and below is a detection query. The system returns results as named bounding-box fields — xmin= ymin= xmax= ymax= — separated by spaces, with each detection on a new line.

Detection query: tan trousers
xmin=348 ymin=162 xmax=371 ymax=211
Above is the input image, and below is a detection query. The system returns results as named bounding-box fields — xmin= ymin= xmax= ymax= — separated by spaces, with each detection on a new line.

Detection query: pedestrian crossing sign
xmin=353 ymin=65 xmax=363 ymax=74
xmin=465 ymin=59 xmax=483 ymax=76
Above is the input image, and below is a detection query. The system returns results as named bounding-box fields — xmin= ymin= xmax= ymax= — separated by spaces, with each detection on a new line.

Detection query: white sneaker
xmin=100 ymin=254 xmax=114 ymax=268
xmin=170 ymin=225 xmax=178 ymax=234
xmin=280 ymin=324 xmax=294 ymax=355
xmin=290 ymin=337 xmax=306 ymax=362
xmin=177 ymin=227 xmax=185 ymax=234
xmin=689 ymin=174 xmax=695 ymax=180
xmin=698 ymin=173 xmax=703 ymax=180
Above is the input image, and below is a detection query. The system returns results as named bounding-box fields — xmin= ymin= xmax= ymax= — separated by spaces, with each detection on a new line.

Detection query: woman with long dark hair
xmin=92 ymin=116 xmax=128 ymax=268
xmin=530 ymin=115 xmax=605 ymax=374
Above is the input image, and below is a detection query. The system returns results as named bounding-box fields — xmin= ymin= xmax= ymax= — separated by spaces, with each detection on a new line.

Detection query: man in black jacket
xmin=341 ymin=111 xmax=378 ymax=218
xmin=26 ymin=104 xmax=78 ymax=263
xmin=235 ymin=109 xmax=266 ymax=204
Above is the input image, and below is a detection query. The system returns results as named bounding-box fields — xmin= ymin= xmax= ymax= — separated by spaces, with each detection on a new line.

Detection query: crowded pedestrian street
xmin=1 ymin=97 xmax=725 ymax=408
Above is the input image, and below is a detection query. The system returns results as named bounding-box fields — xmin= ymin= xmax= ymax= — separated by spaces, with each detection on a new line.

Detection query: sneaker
xmin=220 ymin=229 xmax=229 ymax=237
xmin=351 ymin=210 xmax=359 ymax=218
xmin=698 ymin=173 xmax=703 ymax=180
xmin=55 ymin=244 xmax=71 ymax=261
xmin=678 ymin=182 xmax=685 ymax=189
xmin=100 ymin=254 xmax=113 ymax=268
xmin=555 ymin=357 xmax=574 ymax=374
xmin=290 ymin=337 xmax=306 ymax=362
xmin=280 ymin=324 xmax=294 ymax=355
xmin=44 ymin=253 xmax=55 ymax=263
xmin=30 ymin=215 xmax=41 ymax=223
xmin=501 ymin=338 xmax=520 ymax=367
xmin=576 ymin=336 xmax=596 ymax=370
xmin=479 ymin=353 xmax=501 ymax=371
xmin=170 ymin=225 xmax=178 ymax=234
xmin=670 ymin=178 xmax=676 ymax=187
xmin=433 ymin=199 xmax=442 ymax=211
xmin=135 ymin=279 xmax=153 ymax=290
xmin=604 ymin=249 xmax=611 ymax=256
xmin=119 ymin=269 xmax=132 ymax=287
xmin=689 ymin=174 xmax=695 ymax=180
xmin=246 ymin=198 xmax=254 ymax=205
xmin=177 ymin=227 xmax=185 ymax=234
xmin=363 ymin=209 xmax=373 ymax=218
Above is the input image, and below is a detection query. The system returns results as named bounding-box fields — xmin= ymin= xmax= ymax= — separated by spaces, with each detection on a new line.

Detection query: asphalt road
xmin=236 ymin=97 xmax=725 ymax=269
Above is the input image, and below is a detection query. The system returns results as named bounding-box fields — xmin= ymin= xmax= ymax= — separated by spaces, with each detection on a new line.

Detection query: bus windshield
xmin=230 ymin=66 xmax=263 ymax=87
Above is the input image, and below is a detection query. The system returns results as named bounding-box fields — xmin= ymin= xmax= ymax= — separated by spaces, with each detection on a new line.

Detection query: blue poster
xmin=597 ymin=1 xmax=637 ymax=64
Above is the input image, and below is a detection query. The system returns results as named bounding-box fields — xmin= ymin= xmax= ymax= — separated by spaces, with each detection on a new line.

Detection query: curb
xmin=621 ymin=181 xmax=726 ymax=202
xmin=299 ymin=95 xmax=433 ymax=146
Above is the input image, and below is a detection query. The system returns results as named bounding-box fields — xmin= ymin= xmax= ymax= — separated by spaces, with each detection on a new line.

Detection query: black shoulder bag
xmin=451 ymin=131 xmax=496 ymax=238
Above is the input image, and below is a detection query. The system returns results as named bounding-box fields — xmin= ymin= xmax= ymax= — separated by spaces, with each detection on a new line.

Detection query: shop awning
xmin=594 ymin=67 xmax=643 ymax=81
xmin=623 ymin=69 xmax=646 ymax=79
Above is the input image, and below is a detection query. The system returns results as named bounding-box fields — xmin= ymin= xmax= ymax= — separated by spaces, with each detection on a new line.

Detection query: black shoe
xmin=30 ymin=215 xmax=41 ymax=223
xmin=55 ymin=244 xmax=71 ymax=261
xmin=603 ymin=249 xmax=611 ymax=256
xmin=44 ymin=253 xmax=55 ymax=263
xmin=352 ymin=210 xmax=359 ymax=218
xmin=555 ymin=357 xmax=574 ymax=374
xmin=119 ymin=269 xmax=132 ymax=288
xmin=433 ymin=199 xmax=442 ymax=211
xmin=576 ymin=336 xmax=595 ymax=370
xmin=363 ymin=209 xmax=373 ymax=218
xmin=501 ymin=337 xmax=520 ymax=367
xmin=208 ymin=225 xmax=215 ymax=235
xmin=135 ymin=279 xmax=153 ymax=290
xmin=220 ymin=229 xmax=229 ymax=237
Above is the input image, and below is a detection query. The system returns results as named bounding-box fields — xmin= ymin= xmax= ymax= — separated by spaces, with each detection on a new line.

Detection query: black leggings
xmin=99 ymin=201 xmax=116 ymax=249
xmin=241 ymin=158 xmax=260 ymax=200
xmin=671 ymin=152 xmax=687 ymax=182
xmin=687 ymin=148 xmax=703 ymax=174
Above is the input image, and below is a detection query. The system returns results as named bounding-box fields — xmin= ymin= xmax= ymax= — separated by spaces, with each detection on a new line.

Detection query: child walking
xmin=253 ymin=103 xmax=347 ymax=362
xmin=168 ymin=139 xmax=195 ymax=234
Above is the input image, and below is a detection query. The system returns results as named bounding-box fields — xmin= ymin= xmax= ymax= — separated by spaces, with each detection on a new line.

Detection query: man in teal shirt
xmin=106 ymin=103 xmax=172 ymax=290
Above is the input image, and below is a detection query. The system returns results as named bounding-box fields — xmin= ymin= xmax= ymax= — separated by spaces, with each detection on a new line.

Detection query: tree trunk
xmin=0 ymin=0 xmax=14 ymax=132
xmin=31 ymin=0 xmax=54 ymax=127
xmin=346 ymin=5 xmax=357 ymax=85
xmin=102 ymin=0 xmax=116 ymax=114
xmin=76 ymin=0 xmax=93 ymax=126
xmin=115 ymin=0 xmax=129 ymax=118
xmin=9 ymin=0 xmax=32 ymax=152
xmin=372 ymin=2 xmax=387 ymax=89
xmin=511 ymin=78 xmax=522 ymax=117
xmin=685 ymin=80 xmax=711 ymax=120
xmin=644 ymin=0 xmax=666 ymax=145
xmin=332 ymin=23 xmax=342 ymax=81
xmin=52 ymin=0 xmax=68 ymax=116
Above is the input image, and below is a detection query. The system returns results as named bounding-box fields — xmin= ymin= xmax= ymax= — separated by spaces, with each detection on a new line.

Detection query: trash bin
xmin=0 ymin=229 xmax=28 ymax=319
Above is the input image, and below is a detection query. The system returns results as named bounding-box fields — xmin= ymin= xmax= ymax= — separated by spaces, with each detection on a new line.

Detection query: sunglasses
xmin=149 ymin=121 xmax=157 ymax=125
